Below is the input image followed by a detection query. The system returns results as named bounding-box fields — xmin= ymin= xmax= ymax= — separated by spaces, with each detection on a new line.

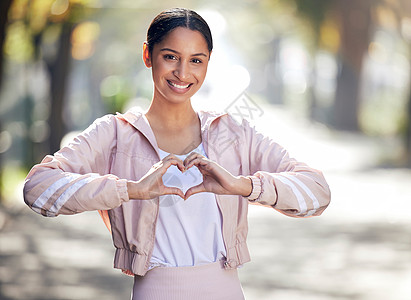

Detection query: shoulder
xmin=84 ymin=113 xmax=119 ymax=134
xmin=88 ymin=106 xmax=145 ymax=130
xmin=78 ymin=111 xmax=139 ymax=142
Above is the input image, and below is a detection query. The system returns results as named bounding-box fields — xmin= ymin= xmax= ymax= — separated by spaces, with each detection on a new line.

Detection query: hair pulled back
xmin=146 ymin=8 xmax=213 ymax=54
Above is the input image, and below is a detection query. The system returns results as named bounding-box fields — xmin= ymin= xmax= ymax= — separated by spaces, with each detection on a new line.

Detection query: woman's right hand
xmin=127 ymin=154 xmax=185 ymax=200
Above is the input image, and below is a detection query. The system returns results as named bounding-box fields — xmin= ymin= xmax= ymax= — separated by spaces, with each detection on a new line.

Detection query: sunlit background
xmin=0 ymin=0 xmax=411 ymax=299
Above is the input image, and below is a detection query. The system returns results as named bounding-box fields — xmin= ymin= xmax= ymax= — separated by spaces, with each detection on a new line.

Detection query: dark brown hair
xmin=146 ymin=8 xmax=213 ymax=54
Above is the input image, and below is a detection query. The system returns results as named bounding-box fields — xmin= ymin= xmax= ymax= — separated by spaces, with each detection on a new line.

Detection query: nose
xmin=173 ymin=61 xmax=190 ymax=81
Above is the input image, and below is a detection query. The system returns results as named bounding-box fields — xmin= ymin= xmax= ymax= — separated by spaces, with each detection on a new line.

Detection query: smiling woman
xmin=23 ymin=7 xmax=331 ymax=300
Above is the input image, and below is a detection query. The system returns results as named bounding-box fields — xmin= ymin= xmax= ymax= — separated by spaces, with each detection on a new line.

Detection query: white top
xmin=149 ymin=143 xmax=226 ymax=269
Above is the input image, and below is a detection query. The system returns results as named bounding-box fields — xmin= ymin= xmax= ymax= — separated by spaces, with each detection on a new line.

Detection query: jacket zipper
xmin=144 ymin=196 xmax=160 ymax=274
xmin=215 ymin=194 xmax=230 ymax=268
xmin=143 ymin=146 xmax=162 ymax=274
xmin=203 ymin=128 xmax=230 ymax=268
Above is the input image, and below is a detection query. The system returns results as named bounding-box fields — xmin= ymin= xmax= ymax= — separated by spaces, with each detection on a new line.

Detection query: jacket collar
xmin=197 ymin=110 xmax=228 ymax=131
xmin=116 ymin=107 xmax=158 ymax=151
xmin=117 ymin=106 xmax=228 ymax=155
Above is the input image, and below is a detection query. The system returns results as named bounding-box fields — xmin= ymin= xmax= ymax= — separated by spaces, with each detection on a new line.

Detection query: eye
xmin=164 ymin=54 xmax=177 ymax=61
xmin=191 ymin=58 xmax=202 ymax=64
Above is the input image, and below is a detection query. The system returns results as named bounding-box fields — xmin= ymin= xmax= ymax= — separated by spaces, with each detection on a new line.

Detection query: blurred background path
xmin=1 ymin=104 xmax=411 ymax=300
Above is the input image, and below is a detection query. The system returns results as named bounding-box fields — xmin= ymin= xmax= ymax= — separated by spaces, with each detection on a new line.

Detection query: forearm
xmin=254 ymin=170 xmax=331 ymax=217
xmin=24 ymin=164 xmax=129 ymax=217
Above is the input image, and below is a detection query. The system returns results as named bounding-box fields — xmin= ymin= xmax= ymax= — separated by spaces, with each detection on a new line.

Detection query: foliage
xmin=5 ymin=0 xmax=94 ymax=63
xmin=293 ymin=0 xmax=332 ymax=38
xmin=0 ymin=164 xmax=27 ymax=205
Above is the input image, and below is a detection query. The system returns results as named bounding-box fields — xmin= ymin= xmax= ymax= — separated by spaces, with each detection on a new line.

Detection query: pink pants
xmin=131 ymin=261 xmax=245 ymax=300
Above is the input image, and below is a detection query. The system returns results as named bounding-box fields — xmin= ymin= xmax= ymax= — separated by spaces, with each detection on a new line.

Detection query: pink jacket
xmin=23 ymin=107 xmax=331 ymax=276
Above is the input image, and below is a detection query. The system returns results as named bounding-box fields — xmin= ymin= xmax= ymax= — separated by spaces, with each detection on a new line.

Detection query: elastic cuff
xmin=116 ymin=179 xmax=130 ymax=202
xmin=246 ymin=176 xmax=262 ymax=202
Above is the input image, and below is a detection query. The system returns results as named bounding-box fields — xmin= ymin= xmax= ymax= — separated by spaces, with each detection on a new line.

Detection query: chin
xmin=166 ymin=90 xmax=199 ymax=103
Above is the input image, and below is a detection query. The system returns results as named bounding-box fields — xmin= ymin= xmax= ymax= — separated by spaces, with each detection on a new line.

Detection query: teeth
xmin=169 ymin=81 xmax=190 ymax=89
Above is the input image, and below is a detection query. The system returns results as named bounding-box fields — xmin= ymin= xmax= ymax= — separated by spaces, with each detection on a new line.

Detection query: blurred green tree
xmin=294 ymin=0 xmax=374 ymax=131
xmin=0 ymin=0 xmax=96 ymax=202
xmin=4 ymin=0 xmax=94 ymax=156
xmin=0 ymin=0 xmax=14 ymax=203
xmin=292 ymin=0 xmax=332 ymax=122
xmin=333 ymin=0 xmax=373 ymax=131
xmin=396 ymin=0 xmax=411 ymax=166
xmin=0 ymin=0 xmax=14 ymax=89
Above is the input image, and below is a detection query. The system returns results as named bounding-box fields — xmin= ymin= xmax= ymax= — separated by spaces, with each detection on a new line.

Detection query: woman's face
xmin=143 ymin=27 xmax=211 ymax=105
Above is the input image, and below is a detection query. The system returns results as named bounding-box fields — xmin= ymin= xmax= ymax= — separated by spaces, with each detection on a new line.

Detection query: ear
xmin=208 ymin=50 xmax=212 ymax=61
xmin=142 ymin=42 xmax=152 ymax=68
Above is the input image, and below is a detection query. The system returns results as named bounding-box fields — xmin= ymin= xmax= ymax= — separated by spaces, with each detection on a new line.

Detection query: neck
xmin=145 ymin=96 xmax=197 ymax=130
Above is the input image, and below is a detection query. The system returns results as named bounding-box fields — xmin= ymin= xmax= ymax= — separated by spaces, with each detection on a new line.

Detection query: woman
xmin=23 ymin=8 xmax=331 ymax=300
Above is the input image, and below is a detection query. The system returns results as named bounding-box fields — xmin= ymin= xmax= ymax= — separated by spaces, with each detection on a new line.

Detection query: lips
xmin=167 ymin=80 xmax=193 ymax=93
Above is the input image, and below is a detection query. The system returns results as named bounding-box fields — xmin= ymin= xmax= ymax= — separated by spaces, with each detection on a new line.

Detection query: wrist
xmin=127 ymin=180 xmax=145 ymax=200
xmin=236 ymin=176 xmax=253 ymax=197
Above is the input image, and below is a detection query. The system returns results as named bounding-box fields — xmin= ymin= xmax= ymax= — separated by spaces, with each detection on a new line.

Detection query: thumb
xmin=184 ymin=183 xmax=206 ymax=200
xmin=163 ymin=186 xmax=185 ymax=199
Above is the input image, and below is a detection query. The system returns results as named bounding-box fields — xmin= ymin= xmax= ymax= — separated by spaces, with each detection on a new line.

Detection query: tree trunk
xmin=0 ymin=0 xmax=14 ymax=203
xmin=333 ymin=0 xmax=373 ymax=131
xmin=398 ymin=1 xmax=411 ymax=166
xmin=265 ymin=37 xmax=284 ymax=104
xmin=0 ymin=0 xmax=13 ymax=89
xmin=47 ymin=23 xmax=73 ymax=154
xmin=406 ymin=49 xmax=411 ymax=166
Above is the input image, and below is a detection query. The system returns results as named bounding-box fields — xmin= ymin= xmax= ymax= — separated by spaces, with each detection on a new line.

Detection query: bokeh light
xmin=71 ymin=22 xmax=100 ymax=60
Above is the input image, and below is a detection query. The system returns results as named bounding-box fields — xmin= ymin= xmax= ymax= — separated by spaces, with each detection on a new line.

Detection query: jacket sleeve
xmin=242 ymin=118 xmax=331 ymax=217
xmin=23 ymin=115 xmax=129 ymax=217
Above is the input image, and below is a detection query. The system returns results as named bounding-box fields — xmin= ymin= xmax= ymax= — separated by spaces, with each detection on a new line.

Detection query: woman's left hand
xmin=183 ymin=152 xmax=252 ymax=199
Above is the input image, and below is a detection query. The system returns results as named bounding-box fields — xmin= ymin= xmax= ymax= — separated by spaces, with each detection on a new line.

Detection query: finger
xmin=184 ymin=183 xmax=206 ymax=200
xmin=183 ymin=151 xmax=200 ymax=160
xmin=163 ymin=154 xmax=185 ymax=166
xmin=184 ymin=156 xmax=208 ymax=170
xmin=163 ymin=186 xmax=185 ymax=199
xmin=183 ymin=152 xmax=203 ymax=167
xmin=162 ymin=157 xmax=185 ymax=173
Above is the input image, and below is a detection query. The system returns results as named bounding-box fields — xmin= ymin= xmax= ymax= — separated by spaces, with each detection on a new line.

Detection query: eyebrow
xmin=160 ymin=48 xmax=208 ymax=57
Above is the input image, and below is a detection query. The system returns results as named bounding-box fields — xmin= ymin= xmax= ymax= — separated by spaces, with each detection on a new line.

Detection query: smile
xmin=167 ymin=80 xmax=192 ymax=89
